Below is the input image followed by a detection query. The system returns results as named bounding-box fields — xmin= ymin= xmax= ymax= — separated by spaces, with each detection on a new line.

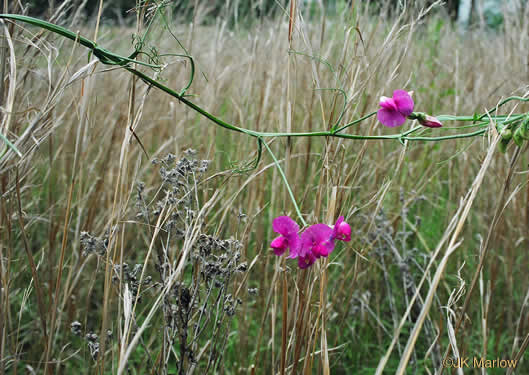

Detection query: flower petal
xmin=379 ymin=96 xmax=397 ymax=111
xmin=301 ymin=224 xmax=333 ymax=248
xmin=286 ymin=234 xmax=301 ymax=259
xmin=272 ymin=216 xmax=299 ymax=237
xmin=377 ymin=108 xmax=407 ymax=128
xmin=298 ymin=252 xmax=316 ymax=269
xmin=313 ymin=240 xmax=334 ymax=257
xmin=393 ymin=90 xmax=414 ymax=117
xmin=270 ymin=236 xmax=288 ymax=256
xmin=299 ymin=223 xmax=334 ymax=258
xmin=332 ymin=216 xmax=344 ymax=237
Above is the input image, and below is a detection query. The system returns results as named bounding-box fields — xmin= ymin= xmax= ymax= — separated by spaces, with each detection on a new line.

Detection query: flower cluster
xmin=270 ymin=216 xmax=351 ymax=269
xmin=377 ymin=90 xmax=442 ymax=128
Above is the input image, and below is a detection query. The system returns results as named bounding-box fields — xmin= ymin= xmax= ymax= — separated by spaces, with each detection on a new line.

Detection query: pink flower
xmin=377 ymin=90 xmax=414 ymax=128
xmin=270 ymin=216 xmax=352 ymax=269
xmin=418 ymin=114 xmax=442 ymax=128
xmin=331 ymin=216 xmax=351 ymax=242
xmin=270 ymin=216 xmax=300 ymax=256
xmin=299 ymin=224 xmax=335 ymax=259
xmin=298 ymin=251 xmax=317 ymax=269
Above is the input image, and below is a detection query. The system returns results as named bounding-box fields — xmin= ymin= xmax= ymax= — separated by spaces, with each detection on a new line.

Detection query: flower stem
xmin=262 ymin=140 xmax=307 ymax=227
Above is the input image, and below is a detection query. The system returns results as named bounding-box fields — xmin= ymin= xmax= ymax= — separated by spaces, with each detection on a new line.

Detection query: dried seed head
xmin=70 ymin=321 xmax=82 ymax=336
xmin=80 ymin=231 xmax=108 ymax=257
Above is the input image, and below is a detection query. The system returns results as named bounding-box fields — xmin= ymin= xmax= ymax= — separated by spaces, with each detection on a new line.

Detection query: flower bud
xmin=419 ymin=114 xmax=443 ymax=128
xmin=408 ymin=112 xmax=442 ymax=128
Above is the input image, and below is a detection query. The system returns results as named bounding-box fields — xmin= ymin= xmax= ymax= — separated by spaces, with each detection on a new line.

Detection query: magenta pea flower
xmin=298 ymin=250 xmax=317 ymax=269
xmin=331 ymin=216 xmax=351 ymax=242
xmin=270 ymin=215 xmax=352 ymax=269
xmin=270 ymin=216 xmax=300 ymax=256
xmin=377 ymin=90 xmax=414 ymax=128
xmin=300 ymin=223 xmax=335 ymax=260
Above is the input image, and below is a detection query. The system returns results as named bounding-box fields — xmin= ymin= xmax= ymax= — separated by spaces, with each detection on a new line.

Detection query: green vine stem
xmin=1 ymin=13 xmax=528 ymax=223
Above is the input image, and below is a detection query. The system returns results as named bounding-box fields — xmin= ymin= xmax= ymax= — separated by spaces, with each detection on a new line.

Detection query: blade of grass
xmin=394 ymin=134 xmax=500 ymax=375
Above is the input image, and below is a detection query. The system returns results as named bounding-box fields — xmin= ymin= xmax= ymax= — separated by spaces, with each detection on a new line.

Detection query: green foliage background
xmin=18 ymin=0 xmax=460 ymax=21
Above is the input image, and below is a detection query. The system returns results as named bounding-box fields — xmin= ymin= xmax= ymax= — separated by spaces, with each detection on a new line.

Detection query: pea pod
xmin=513 ymin=127 xmax=524 ymax=147
xmin=501 ymin=127 xmax=512 ymax=141
xmin=498 ymin=138 xmax=510 ymax=153
xmin=519 ymin=115 xmax=529 ymax=140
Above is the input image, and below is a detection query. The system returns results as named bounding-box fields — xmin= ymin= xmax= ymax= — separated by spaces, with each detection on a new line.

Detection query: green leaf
xmin=0 ymin=132 xmax=22 ymax=158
